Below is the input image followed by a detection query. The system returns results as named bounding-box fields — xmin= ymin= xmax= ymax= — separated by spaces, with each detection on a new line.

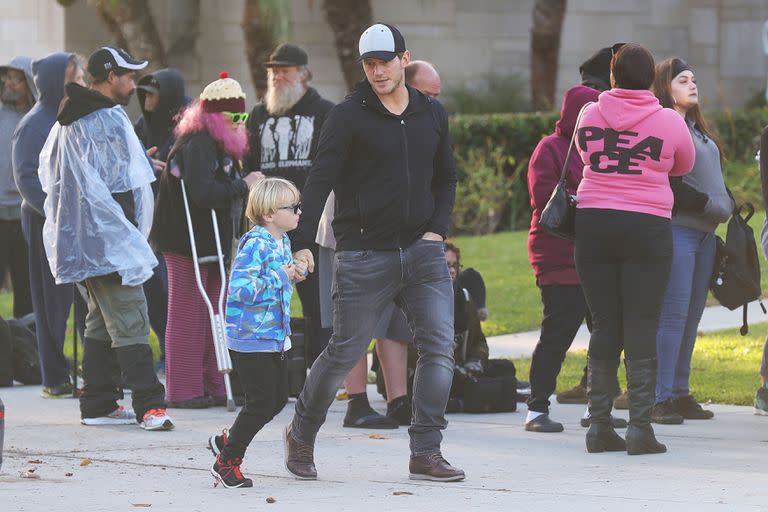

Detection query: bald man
xmin=405 ymin=60 xmax=441 ymax=98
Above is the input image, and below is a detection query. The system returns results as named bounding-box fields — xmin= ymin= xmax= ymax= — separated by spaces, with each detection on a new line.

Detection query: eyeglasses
xmin=222 ymin=111 xmax=249 ymax=124
xmin=278 ymin=202 xmax=301 ymax=214
xmin=611 ymin=42 xmax=627 ymax=56
xmin=446 ymin=262 xmax=462 ymax=271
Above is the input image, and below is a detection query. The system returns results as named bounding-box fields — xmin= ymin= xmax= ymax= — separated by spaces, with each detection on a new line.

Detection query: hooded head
xmin=136 ymin=68 xmax=187 ymax=148
xmin=555 ymin=85 xmax=600 ymax=139
xmin=31 ymin=52 xmax=74 ymax=108
xmin=0 ymin=56 xmax=37 ymax=110
xmin=579 ymin=47 xmax=612 ymax=92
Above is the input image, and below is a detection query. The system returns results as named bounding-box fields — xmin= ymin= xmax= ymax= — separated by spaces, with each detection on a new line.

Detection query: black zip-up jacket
xmin=149 ymin=131 xmax=248 ymax=260
xmin=293 ymin=80 xmax=457 ymax=252
xmin=245 ymin=87 xmax=334 ymax=192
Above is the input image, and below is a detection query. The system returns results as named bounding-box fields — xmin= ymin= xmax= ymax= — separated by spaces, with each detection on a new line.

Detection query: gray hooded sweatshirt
xmin=0 ymin=56 xmax=37 ymax=219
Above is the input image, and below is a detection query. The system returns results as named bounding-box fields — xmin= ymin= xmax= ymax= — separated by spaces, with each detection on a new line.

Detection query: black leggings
xmin=575 ymin=208 xmax=672 ymax=362
xmin=222 ymin=351 xmax=288 ymax=461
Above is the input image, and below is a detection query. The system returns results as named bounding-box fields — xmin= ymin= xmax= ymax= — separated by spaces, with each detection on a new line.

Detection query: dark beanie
xmin=671 ymin=58 xmax=692 ymax=79
xmin=579 ymin=47 xmax=612 ymax=91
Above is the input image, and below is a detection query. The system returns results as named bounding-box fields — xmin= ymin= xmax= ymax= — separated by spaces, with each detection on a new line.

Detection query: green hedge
xmin=449 ymin=107 xmax=768 ymax=232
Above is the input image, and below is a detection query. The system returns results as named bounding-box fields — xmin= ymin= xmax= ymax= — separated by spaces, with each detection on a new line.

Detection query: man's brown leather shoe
xmin=284 ymin=424 xmax=317 ymax=480
xmin=409 ymin=453 xmax=465 ymax=482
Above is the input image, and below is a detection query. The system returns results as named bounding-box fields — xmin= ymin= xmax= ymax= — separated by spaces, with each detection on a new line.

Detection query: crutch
xmin=180 ymin=179 xmax=236 ymax=412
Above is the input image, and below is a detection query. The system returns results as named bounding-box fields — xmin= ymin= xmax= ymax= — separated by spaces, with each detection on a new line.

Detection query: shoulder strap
xmin=559 ymin=101 xmax=593 ymax=184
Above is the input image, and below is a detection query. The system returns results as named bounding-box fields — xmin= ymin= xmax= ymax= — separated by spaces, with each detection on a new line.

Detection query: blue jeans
xmin=655 ymin=224 xmax=716 ymax=404
xmin=291 ymin=239 xmax=455 ymax=456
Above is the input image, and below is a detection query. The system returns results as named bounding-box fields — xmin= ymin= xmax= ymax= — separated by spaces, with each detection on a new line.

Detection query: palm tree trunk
xmin=93 ymin=0 xmax=167 ymax=69
xmin=530 ymin=0 xmax=566 ymax=111
xmin=242 ymin=0 xmax=276 ymax=101
xmin=322 ymin=0 xmax=372 ymax=93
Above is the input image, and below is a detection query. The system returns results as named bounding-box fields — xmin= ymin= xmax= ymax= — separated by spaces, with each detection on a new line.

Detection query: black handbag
xmin=538 ymin=102 xmax=592 ymax=241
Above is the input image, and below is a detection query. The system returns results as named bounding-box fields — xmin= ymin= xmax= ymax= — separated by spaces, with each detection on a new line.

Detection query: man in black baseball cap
xmin=85 ymin=47 xmax=147 ymax=106
xmin=88 ymin=47 xmax=147 ymax=80
xmin=284 ymin=21 xmax=464 ymax=483
xmin=357 ymin=23 xmax=406 ymax=62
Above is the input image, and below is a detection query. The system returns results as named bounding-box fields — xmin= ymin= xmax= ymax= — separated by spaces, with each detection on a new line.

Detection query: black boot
xmin=114 ymin=344 xmax=166 ymax=421
xmin=585 ymin=357 xmax=626 ymax=453
xmin=624 ymin=358 xmax=667 ymax=455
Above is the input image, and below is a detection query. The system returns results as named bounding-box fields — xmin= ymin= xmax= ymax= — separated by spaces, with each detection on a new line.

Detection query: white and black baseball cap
xmin=358 ymin=23 xmax=406 ymax=62
xmin=87 ymin=47 xmax=148 ymax=80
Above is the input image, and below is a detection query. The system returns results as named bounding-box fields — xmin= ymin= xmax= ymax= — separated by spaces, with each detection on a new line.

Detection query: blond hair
xmin=245 ymin=177 xmax=300 ymax=225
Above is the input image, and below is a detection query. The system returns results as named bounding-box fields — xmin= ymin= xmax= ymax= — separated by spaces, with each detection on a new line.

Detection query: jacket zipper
xmin=401 ymin=118 xmax=410 ymax=248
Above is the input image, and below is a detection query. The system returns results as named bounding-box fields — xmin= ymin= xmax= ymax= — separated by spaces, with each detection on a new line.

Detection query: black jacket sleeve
xmin=244 ymin=106 xmax=261 ymax=174
xmin=181 ymin=135 xmax=247 ymax=210
xmin=426 ymin=101 xmax=457 ymax=238
xmin=292 ymin=106 xmax=351 ymax=252
xmin=669 ymin=176 xmax=709 ymax=214
xmin=112 ymin=191 xmax=137 ymax=227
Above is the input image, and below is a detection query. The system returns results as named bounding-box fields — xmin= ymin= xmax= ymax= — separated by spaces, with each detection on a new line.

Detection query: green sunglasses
xmin=222 ymin=111 xmax=249 ymax=124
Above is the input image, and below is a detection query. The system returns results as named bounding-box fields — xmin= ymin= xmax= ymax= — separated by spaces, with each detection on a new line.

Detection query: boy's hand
xmin=293 ymin=258 xmax=309 ymax=278
xmin=292 ymin=249 xmax=315 ymax=273
xmin=282 ymin=264 xmax=306 ymax=283
xmin=282 ymin=264 xmax=298 ymax=282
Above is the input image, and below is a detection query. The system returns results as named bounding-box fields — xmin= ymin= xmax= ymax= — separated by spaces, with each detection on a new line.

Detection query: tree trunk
xmin=92 ymin=0 xmax=168 ymax=70
xmin=322 ymin=0 xmax=372 ymax=93
xmin=530 ymin=0 xmax=566 ymax=111
xmin=242 ymin=0 xmax=276 ymax=101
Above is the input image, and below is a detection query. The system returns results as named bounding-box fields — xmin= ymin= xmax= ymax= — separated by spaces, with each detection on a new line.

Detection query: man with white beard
xmin=245 ymin=43 xmax=334 ymax=361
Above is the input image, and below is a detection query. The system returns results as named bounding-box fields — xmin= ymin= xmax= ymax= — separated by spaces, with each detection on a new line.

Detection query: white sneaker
xmin=81 ymin=406 xmax=136 ymax=426
xmin=141 ymin=408 xmax=175 ymax=431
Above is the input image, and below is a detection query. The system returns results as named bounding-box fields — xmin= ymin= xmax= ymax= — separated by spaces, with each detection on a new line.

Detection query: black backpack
xmin=710 ymin=201 xmax=766 ymax=335
xmin=0 ymin=315 xmax=41 ymax=386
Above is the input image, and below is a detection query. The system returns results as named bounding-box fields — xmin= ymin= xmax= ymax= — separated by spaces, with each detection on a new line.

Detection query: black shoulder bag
xmin=538 ymin=102 xmax=592 ymax=241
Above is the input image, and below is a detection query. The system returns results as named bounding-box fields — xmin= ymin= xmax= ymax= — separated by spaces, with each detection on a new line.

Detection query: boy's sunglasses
xmin=278 ymin=202 xmax=302 ymax=214
xmin=222 ymin=111 xmax=249 ymax=124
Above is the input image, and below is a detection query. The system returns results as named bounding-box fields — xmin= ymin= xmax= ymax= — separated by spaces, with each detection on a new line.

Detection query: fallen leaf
xmin=65 ymin=473 xmax=74 ymax=477
xmin=80 ymin=458 xmax=92 ymax=466
xmin=368 ymin=434 xmax=386 ymax=440
xmin=266 ymin=497 xmax=276 ymax=503
xmin=27 ymin=467 xmax=36 ymax=473
xmin=28 ymin=459 xmax=43 ymax=464
xmin=393 ymin=491 xmax=413 ymax=496
xmin=19 ymin=470 xmax=40 ymax=480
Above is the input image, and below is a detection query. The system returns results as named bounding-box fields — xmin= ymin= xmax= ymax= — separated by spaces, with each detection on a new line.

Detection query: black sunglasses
xmin=278 ymin=202 xmax=301 ymax=214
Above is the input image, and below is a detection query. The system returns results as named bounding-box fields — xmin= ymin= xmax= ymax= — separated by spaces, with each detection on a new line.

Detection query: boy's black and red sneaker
xmin=211 ymin=455 xmax=253 ymax=488
xmin=208 ymin=429 xmax=229 ymax=457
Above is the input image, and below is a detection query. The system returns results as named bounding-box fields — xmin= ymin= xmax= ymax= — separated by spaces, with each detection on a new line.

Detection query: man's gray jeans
xmin=291 ymin=238 xmax=455 ymax=456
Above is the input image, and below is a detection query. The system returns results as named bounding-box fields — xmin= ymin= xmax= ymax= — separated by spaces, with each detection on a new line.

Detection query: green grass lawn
xmin=3 ymin=216 xmax=768 ymax=405
xmin=514 ymin=322 xmax=767 ymax=406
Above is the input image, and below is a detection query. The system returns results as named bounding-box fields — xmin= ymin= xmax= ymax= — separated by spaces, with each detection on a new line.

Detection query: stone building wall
xmin=2 ymin=0 xmax=764 ymax=113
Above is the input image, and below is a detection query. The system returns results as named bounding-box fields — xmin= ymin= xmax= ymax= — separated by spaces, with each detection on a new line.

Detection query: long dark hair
xmin=652 ymin=57 xmax=724 ymax=166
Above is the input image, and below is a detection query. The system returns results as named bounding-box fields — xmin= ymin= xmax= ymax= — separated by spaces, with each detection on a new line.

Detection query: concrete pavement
xmin=1 ymin=382 xmax=767 ymax=512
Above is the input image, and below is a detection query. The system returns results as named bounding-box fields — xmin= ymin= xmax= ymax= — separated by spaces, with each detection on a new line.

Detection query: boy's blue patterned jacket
xmin=225 ymin=225 xmax=293 ymax=352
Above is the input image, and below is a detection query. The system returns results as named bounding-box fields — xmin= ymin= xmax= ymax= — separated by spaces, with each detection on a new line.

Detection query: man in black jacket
xmin=284 ymin=23 xmax=463 ymax=482
xmin=245 ymin=44 xmax=335 ymax=361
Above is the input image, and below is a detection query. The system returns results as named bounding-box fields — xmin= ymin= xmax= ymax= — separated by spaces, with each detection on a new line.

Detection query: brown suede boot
xmin=409 ymin=453 xmax=465 ymax=482
xmin=284 ymin=424 xmax=317 ymax=480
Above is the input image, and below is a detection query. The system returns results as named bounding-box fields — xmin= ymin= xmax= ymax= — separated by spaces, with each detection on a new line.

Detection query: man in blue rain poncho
xmin=38 ymin=47 xmax=174 ymax=431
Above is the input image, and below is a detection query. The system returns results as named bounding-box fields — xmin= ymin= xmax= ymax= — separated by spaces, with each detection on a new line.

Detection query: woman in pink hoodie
xmin=574 ymin=44 xmax=695 ymax=456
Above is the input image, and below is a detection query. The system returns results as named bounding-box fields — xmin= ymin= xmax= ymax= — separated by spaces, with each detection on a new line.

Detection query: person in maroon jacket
xmin=524 ymin=84 xmax=601 ymax=432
